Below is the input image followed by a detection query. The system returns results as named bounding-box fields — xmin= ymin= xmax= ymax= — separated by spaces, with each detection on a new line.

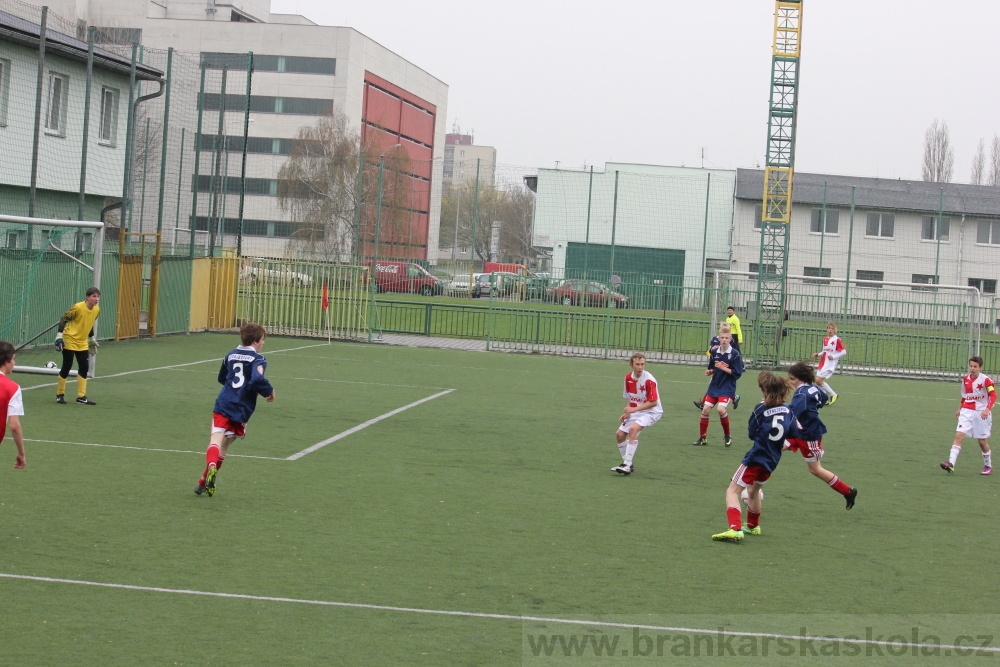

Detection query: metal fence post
xmin=189 ymin=60 xmax=207 ymax=257
xmin=77 ymin=25 xmax=95 ymax=251
xmin=27 ymin=6 xmax=47 ymax=231
xmin=208 ymin=65 xmax=228 ymax=256
xmin=842 ymin=187 xmax=856 ymax=323
xmin=120 ymin=44 xmax=138 ymax=236
xmin=583 ymin=165 xmax=593 ymax=281
xmin=236 ymin=52 xmax=253 ymax=258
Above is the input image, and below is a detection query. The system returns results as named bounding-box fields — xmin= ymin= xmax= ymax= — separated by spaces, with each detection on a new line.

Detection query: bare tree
xmin=971 ymin=138 xmax=986 ymax=185
xmin=989 ymin=135 xmax=1000 ymax=186
xmin=922 ymin=118 xmax=954 ymax=183
xmin=498 ymin=186 xmax=535 ymax=264
xmin=276 ymin=108 xmax=411 ymax=262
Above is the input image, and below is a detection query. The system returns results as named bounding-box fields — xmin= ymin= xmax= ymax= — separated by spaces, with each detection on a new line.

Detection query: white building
xmin=531 ymin=163 xmax=735 ymax=289
xmin=733 ymin=168 xmax=1000 ymax=297
xmin=20 ymin=0 xmax=449 ymax=261
xmin=0 ymin=9 xmax=161 ymax=248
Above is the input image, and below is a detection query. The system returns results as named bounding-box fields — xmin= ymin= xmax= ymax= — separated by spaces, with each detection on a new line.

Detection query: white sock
xmin=949 ymin=445 xmax=962 ymax=465
xmin=617 ymin=442 xmax=627 ymax=460
xmin=984 ymin=450 xmax=992 ymax=468
xmin=623 ymin=440 xmax=638 ymax=466
xmin=819 ymin=382 xmax=836 ymax=397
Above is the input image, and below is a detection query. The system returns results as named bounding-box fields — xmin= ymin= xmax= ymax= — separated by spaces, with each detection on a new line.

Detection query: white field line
xmin=163 ymin=368 xmax=450 ymax=390
xmin=23 ymin=439 xmax=285 ymax=460
xmin=286 ymin=389 xmax=455 ymax=461
xmin=19 ymin=342 xmax=331 ymax=392
xmin=0 ymin=573 xmax=994 ymax=654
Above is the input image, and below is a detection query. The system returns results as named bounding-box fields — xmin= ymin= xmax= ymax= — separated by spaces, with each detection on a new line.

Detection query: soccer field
xmin=2 ymin=334 xmax=997 ymax=665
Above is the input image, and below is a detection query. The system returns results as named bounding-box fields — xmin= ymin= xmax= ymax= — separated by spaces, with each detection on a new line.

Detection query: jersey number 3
xmin=232 ymin=362 xmax=245 ymax=389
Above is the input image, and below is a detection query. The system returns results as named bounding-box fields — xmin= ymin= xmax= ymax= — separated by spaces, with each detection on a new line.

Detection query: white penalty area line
xmin=23 ymin=439 xmax=285 ymax=460
xmin=286 ymin=389 xmax=456 ymax=461
xmin=19 ymin=342 xmax=331 ymax=392
xmin=0 ymin=574 xmax=995 ymax=655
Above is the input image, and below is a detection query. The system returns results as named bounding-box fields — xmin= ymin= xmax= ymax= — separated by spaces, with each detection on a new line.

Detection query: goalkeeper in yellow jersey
xmin=55 ymin=287 xmax=101 ymax=405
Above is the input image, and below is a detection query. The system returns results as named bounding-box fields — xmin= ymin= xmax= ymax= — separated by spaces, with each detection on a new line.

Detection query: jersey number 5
xmin=232 ymin=362 xmax=245 ymax=389
xmin=769 ymin=415 xmax=785 ymax=441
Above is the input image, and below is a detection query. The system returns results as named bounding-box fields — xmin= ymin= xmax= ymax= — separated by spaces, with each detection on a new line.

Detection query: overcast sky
xmin=272 ymin=0 xmax=1000 ymax=181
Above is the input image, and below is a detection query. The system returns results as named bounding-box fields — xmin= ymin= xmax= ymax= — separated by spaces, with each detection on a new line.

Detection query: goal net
xmin=0 ymin=215 xmax=105 ymax=373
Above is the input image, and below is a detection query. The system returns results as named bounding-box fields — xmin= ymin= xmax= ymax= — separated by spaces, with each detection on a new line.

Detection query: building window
xmin=921 ymin=216 xmax=949 ymax=241
xmin=810 ymin=209 xmax=839 ymax=234
xmin=803 ymin=266 xmax=832 ymax=284
xmin=6 ymin=231 xmax=19 ymax=248
xmin=977 ymin=220 xmax=1000 ymax=245
xmin=201 ymin=93 xmax=333 ymax=116
xmin=753 ymin=203 xmax=763 ymax=229
xmin=93 ymin=26 xmax=141 ymax=45
xmin=865 ymin=212 xmax=894 ymax=238
xmin=98 ymin=87 xmax=119 ymax=145
xmin=202 ymin=53 xmax=335 ymax=75
xmin=45 ymin=73 xmax=68 ymax=135
xmin=460 ymin=149 xmax=465 ymax=157
xmin=911 ymin=274 xmax=936 ymax=291
xmin=749 ymin=263 xmax=778 ymax=275
xmin=0 ymin=59 xmax=9 ymax=126
xmin=969 ymin=278 xmax=997 ymax=294
xmin=856 ymin=269 xmax=884 ymax=288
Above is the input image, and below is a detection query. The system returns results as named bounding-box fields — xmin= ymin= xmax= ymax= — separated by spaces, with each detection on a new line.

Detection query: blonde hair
xmin=718 ymin=323 xmax=732 ymax=334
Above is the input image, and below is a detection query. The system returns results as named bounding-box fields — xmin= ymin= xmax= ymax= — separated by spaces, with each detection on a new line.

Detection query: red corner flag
xmin=321 ymin=282 xmax=329 ymax=311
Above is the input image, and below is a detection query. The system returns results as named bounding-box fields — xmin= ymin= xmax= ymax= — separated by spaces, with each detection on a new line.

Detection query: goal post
xmin=0 ymin=214 xmax=105 ymax=375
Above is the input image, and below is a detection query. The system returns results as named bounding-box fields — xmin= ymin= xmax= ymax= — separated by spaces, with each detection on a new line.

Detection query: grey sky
xmin=272 ymin=0 xmax=999 ymax=181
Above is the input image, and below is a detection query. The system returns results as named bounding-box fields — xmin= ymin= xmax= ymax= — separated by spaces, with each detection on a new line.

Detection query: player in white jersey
xmin=811 ymin=321 xmax=846 ymax=404
xmin=941 ymin=356 xmax=995 ymax=475
xmin=612 ymin=353 xmax=663 ymax=475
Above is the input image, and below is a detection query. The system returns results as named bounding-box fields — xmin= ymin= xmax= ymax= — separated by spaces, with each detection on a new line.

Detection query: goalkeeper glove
xmin=55 ymin=332 xmax=64 ymax=352
xmin=88 ymin=336 xmax=99 ymax=354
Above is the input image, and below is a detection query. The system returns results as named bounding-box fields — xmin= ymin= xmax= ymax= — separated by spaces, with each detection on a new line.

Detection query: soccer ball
xmin=741 ymin=488 xmax=764 ymax=505
xmin=45 ymin=361 xmax=57 ymax=369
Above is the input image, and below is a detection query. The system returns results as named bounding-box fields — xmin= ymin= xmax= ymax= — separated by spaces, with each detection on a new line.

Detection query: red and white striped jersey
xmin=0 ymin=371 xmax=23 ymax=444
xmin=961 ymin=373 xmax=996 ymax=411
xmin=819 ymin=335 xmax=846 ymax=372
xmin=623 ymin=371 xmax=663 ymax=414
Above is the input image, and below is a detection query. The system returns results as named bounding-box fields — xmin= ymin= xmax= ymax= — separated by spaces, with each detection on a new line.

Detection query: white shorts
xmin=619 ymin=411 xmax=662 ymax=433
xmin=817 ymin=366 xmax=836 ymax=379
xmin=957 ymin=408 xmax=992 ymax=439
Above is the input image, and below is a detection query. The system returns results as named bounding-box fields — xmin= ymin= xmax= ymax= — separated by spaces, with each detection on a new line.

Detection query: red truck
xmin=364 ymin=260 xmax=445 ymax=295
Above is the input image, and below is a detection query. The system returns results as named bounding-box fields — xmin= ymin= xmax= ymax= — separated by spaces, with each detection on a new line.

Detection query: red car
xmin=547 ymin=280 xmax=629 ymax=308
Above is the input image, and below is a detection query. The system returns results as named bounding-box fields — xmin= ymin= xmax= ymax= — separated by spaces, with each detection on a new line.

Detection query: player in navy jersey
xmin=785 ymin=362 xmax=858 ymax=509
xmin=693 ymin=323 xmax=740 ymax=411
xmin=713 ymin=372 xmax=794 ymax=543
xmin=195 ymin=323 xmax=275 ymax=496
xmin=693 ymin=330 xmax=744 ymax=447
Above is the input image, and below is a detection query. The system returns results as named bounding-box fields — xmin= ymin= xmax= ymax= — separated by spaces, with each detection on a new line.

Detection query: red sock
xmin=747 ymin=510 xmax=761 ymax=529
xmin=206 ymin=444 xmax=221 ymax=468
xmin=720 ymin=414 xmax=731 ymax=436
xmin=828 ymin=475 xmax=851 ymax=495
xmin=700 ymin=416 xmax=709 ymax=438
xmin=217 ymin=455 xmax=226 ymax=471
xmin=726 ymin=506 xmax=743 ymax=531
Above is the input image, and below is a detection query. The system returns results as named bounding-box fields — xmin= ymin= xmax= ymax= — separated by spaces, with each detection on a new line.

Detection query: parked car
xmin=365 ymin=260 xmax=445 ymax=296
xmin=547 ymin=280 xmax=629 ymax=308
xmin=447 ymin=274 xmax=489 ymax=299
xmin=472 ymin=272 xmax=493 ymax=298
xmin=525 ymin=272 xmax=555 ymax=300
xmin=241 ymin=264 xmax=313 ymax=287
